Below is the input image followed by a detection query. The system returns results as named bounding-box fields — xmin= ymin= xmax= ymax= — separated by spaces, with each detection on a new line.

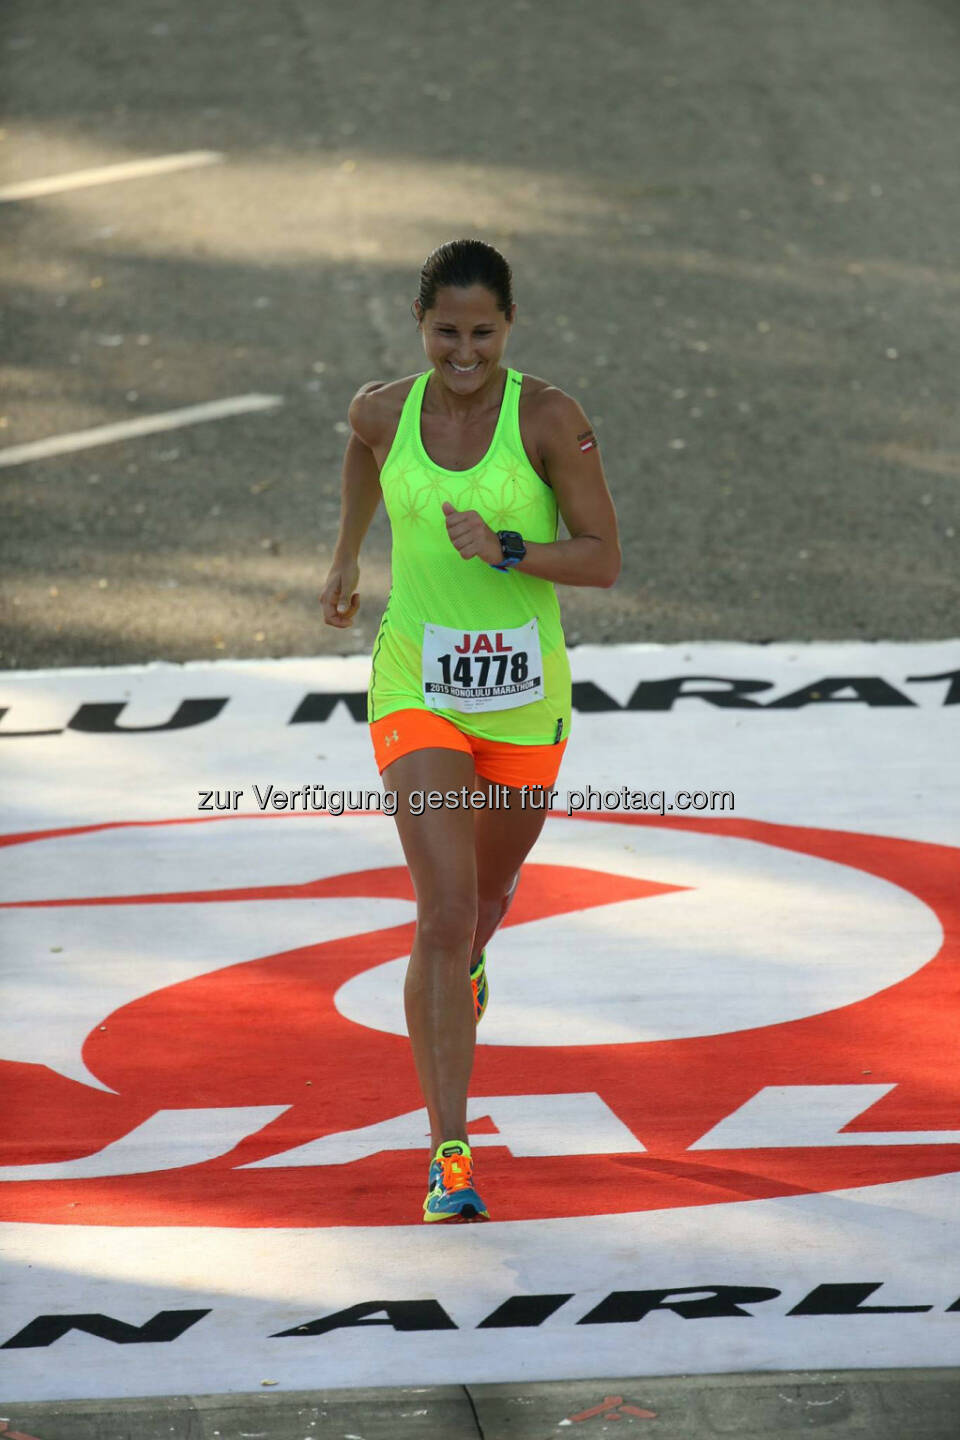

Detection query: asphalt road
xmin=2 ymin=0 xmax=959 ymax=670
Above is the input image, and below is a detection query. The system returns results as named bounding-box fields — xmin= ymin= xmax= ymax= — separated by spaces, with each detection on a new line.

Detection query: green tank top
xmin=368 ymin=367 xmax=572 ymax=745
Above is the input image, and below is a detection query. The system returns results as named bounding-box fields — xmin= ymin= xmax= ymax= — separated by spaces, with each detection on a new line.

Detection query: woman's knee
xmin=415 ymin=897 xmax=478 ymax=955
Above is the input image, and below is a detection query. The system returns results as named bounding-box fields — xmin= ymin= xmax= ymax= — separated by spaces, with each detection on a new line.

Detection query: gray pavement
xmin=2 ymin=0 xmax=960 ymax=671
xmin=5 ymin=1370 xmax=960 ymax=1439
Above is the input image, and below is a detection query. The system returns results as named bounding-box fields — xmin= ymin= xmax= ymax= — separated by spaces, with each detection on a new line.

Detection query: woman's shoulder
xmin=349 ymin=373 xmax=419 ymax=449
xmin=518 ymin=372 xmax=556 ymax=404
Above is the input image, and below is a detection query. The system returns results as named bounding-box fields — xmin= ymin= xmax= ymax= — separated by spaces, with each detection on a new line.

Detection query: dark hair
xmin=412 ymin=238 xmax=515 ymax=325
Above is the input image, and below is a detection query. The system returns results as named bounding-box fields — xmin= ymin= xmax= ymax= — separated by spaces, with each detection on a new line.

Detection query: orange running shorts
xmin=370 ymin=708 xmax=567 ymax=789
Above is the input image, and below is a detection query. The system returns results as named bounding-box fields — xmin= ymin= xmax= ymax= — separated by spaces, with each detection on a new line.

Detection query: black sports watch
xmin=491 ymin=530 xmax=526 ymax=571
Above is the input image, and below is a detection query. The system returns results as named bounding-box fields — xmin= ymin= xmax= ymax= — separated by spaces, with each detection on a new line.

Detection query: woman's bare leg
xmin=470 ymin=779 xmax=552 ymax=967
xmin=383 ymin=746 xmax=479 ymax=1152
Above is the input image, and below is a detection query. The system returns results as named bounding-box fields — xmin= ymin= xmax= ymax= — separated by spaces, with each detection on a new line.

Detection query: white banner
xmin=1 ymin=641 xmax=959 ymax=1401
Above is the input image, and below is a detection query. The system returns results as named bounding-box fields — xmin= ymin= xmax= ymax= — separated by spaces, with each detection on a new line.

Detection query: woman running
xmin=321 ymin=238 xmax=620 ymax=1222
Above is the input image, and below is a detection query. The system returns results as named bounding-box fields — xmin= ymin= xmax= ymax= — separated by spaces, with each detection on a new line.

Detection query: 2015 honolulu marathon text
xmin=197 ymin=784 xmax=735 ymax=817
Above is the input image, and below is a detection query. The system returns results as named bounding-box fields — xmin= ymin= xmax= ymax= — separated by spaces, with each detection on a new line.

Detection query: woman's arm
xmin=320 ymin=386 xmax=383 ymax=628
xmin=442 ymin=390 xmax=621 ymax=588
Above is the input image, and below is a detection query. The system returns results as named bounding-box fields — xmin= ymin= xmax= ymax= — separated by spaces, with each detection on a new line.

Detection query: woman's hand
xmin=320 ymin=557 xmax=360 ymax=627
xmin=441 ymin=501 xmax=502 ymax=566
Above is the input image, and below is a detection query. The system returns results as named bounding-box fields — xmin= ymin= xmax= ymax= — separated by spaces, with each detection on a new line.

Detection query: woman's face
xmin=417 ymin=284 xmax=516 ymax=393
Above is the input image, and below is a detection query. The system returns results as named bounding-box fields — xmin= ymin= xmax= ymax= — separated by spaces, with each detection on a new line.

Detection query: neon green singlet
xmin=368 ymin=367 xmax=572 ymax=745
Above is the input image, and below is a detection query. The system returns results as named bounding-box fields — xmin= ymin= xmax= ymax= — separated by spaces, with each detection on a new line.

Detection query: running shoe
xmin=470 ymin=948 xmax=489 ymax=1024
xmin=423 ymin=1140 xmax=490 ymax=1223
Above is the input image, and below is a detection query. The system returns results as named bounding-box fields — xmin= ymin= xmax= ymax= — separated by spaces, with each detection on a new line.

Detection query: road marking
xmin=689 ymin=1083 xmax=960 ymax=1149
xmin=0 ymin=150 xmax=224 ymax=203
xmin=0 ymin=1107 xmax=290 ymax=1182
xmin=242 ymin=1093 xmax=645 ymax=1168
xmin=0 ymin=395 xmax=284 ymax=468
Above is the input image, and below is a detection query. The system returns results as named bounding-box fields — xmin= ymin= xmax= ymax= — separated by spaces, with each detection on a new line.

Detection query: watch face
xmin=499 ymin=530 xmax=525 ymax=560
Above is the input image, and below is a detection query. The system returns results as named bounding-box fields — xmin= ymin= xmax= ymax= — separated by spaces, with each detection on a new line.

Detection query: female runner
xmin=320 ymin=238 xmax=620 ymax=1222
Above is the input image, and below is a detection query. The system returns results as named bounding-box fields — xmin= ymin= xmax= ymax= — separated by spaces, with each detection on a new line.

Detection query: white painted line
xmin=0 ymin=150 xmax=224 ymax=203
xmin=0 ymin=395 xmax=284 ymax=468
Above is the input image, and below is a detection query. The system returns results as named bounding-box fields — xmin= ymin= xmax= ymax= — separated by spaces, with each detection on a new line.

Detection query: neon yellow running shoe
xmin=423 ymin=1139 xmax=490 ymax=1223
xmin=470 ymin=948 xmax=489 ymax=1024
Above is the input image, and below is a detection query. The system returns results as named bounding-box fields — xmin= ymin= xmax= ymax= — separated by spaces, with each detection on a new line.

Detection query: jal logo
xmin=1 ymin=811 xmax=959 ymax=1228
xmin=453 ymin=631 xmax=513 ymax=654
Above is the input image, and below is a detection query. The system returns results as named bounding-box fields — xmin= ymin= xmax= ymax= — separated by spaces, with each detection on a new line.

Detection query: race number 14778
xmin=421 ymin=620 xmax=545 ymax=714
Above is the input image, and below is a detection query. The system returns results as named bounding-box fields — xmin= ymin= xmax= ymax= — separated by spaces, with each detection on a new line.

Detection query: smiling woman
xmin=319 ymin=237 xmax=621 ymax=1224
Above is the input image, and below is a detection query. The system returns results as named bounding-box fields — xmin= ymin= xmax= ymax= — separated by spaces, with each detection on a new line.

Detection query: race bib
xmin=421 ymin=620 xmax=545 ymax=713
